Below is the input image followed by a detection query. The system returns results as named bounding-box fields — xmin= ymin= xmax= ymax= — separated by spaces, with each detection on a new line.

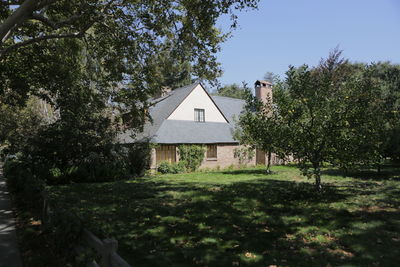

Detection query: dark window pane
xmin=194 ymin=108 xmax=205 ymax=122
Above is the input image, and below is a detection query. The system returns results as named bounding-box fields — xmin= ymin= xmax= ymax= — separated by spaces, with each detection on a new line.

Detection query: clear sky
xmin=216 ymin=0 xmax=400 ymax=87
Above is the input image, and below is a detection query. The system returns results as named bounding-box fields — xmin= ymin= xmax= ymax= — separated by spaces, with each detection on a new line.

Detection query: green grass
xmin=49 ymin=165 xmax=400 ymax=266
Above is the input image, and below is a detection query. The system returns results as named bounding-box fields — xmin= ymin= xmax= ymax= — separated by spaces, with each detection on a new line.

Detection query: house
xmin=119 ymin=81 xmax=281 ymax=169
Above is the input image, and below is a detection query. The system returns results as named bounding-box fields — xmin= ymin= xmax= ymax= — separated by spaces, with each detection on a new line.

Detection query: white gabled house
xmin=119 ymin=81 xmax=282 ymax=169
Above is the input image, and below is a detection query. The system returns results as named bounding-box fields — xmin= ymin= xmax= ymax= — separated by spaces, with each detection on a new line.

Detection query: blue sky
xmin=215 ymin=0 xmax=400 ymax=87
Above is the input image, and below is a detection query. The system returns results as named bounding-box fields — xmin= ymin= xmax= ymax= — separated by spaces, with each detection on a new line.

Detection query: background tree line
xmin=236 ymin=49 xmax=400 ymax=190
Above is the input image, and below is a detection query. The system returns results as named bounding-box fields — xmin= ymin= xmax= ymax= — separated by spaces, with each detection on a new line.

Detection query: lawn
xmin=49 ymin=165 xmax=400 ymax=266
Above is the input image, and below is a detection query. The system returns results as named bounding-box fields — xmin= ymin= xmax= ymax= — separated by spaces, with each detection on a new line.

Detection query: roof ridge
xmin=211 ymin=95 xmax=246 ymax=101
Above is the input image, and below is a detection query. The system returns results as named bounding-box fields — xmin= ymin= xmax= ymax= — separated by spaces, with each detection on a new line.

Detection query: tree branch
xmin=30 ymin=12 xmax=84 ymax=29
xmin=0 ymin=0 xmax=39 ymax=43
xmin=30 ymin=13 xmax=57 ymax=28
xmin=0 ymin=31 xmax=84 ymax=59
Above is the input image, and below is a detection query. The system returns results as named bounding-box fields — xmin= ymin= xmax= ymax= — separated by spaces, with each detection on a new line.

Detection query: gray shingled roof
xmin=117 ymin=83 xmax=245 ymax=144
xmin=211 ymin=95 xmax=246 ymax=125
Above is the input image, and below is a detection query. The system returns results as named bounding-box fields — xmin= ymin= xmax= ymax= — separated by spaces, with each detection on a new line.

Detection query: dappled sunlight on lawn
xmin=49 ymin=166 xmax=400 ymax=266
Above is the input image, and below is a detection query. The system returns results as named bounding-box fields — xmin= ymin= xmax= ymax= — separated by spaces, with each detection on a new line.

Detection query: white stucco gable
xmin=167 ymin=84 xmax=228 ymax=123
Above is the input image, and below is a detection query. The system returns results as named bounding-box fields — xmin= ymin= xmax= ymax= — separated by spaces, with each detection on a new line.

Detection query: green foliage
xmin=0 ymin=97 xmax=46 ymax=155
xmin=214 ymin=83 xmax=248 ymax=99
xmin=178 ymin=145 xmax=205 ymax=171
xmin=368 ymin=62 xmax=400 ymax=161
xmin=125 ymin=143 xmax=152 ymax=177
xmin=3 ymin=155 xmax=45 ymax=200
xmin=157 ymin=161 xmax=186 ymax=174
xmin=234 ymin=84 xmax=287 ymax=167
xmin=1 ymin=0 xmax=259 ymax=125
xmin=233 ymin=146 xmax=255 ymax=165
xmin=238 ymin=49 xmax=388 ymax=190
xmin=149 ymin=42 xmax=194 ymax=91
xmin=2 ymin=40 xmax=153 ymax=184
xmin=0 ymin=0 xmax=260 ymax=187
xmin=49 ymin=165 xmax=400 ymax=266
xmin=5 ymin=143 xmax=150 ymax=185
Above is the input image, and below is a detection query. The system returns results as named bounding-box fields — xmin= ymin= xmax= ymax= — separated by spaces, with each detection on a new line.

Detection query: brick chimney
xmin=255 ymin=80 xmax=272 ymax=104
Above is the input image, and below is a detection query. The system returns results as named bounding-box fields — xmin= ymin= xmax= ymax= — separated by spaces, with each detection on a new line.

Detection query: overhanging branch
xmin=0 ymin=0 xmax=39 ymax=43
xmin=30 ymin=13 xmax=83 ymax=29
xmin=0 ymin=31 xmax=84 ymax=59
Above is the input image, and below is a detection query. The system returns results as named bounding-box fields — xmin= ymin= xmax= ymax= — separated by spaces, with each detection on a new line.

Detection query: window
xmin=194 ymin=108 xmax=205 ymax=122
xmin=156 ymin=145 xmax=176 ymax=163
xmin=206 ymin=145 xmax=217 ymax=160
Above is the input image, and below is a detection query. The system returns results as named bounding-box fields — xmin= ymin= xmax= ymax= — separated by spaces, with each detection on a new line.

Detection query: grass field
xmin=49 ymin=165 xmax=400 ymax=266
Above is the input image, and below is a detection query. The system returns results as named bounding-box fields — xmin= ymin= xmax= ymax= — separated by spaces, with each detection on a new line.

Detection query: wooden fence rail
xmin=42 ymin=194 xmax=131 ymax=267
xmin=82 ymin=229 xmax=131 ymax=267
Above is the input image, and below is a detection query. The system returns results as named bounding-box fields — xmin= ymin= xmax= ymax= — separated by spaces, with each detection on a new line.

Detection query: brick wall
xmin=200 ymin=144 xmax=256 ymax=169
xmin=150 ymin=143 xmax=286 ymax=170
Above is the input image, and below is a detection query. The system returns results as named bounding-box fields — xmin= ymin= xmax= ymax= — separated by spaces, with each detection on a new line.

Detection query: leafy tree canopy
xmin=0 ymin=0 xmax=259 ymax=125
xmin=237 ymin=49 xmax=388 ymax=190
xmin=368 ymin=62 xmax=400 ymax=161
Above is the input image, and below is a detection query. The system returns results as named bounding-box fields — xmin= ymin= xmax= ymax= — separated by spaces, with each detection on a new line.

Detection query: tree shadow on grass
xmin=50 ymin=175 xmax=400 ymax=267
xmin=322 ymin=166 xmax=400 ymax=181
xmin=221 ymin=169 xmax=271 ymax=175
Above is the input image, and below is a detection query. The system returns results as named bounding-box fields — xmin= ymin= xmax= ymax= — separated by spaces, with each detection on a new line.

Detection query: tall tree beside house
xmin=0 ymin=0 xmax=260 ymax=183
xmin=238 ymin=49 xmax=386 ymax=190
xmin=147 ymin=40 xmax=194 ymax=92
xmin=5 ymin=40 xmax=122 ymax=183
xmin=235 ymin=87 xmax=288 ymax=173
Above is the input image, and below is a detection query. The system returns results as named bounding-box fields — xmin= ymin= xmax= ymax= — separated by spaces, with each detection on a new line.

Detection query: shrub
xmin=157 ymin=161 xmax=186 ymax=174
xmin=157 ymin=161 xmax=170 ymax=174
xmin=4 ymin=141 xmax=151 ymax=186
xmin=178 ymin=145 xmax=205 ymax=171
xmin=233 ymin=146 xmax=255 ymax=166
xmin=126 ymin=142 xmax=152 ymax=177
xmin=3 ymin=156 xmax=45 ymax=202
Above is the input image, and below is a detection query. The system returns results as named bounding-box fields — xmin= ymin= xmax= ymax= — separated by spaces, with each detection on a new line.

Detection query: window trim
xmin=194 ymin=108 xmax=205 ymax=122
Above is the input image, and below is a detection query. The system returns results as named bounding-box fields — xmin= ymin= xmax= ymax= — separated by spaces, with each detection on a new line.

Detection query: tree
xmin=1 ymin=1 xmax=259 ymax=113
xmin=234 ymin=85 xmax=288 ymax=173
xmin=263 ymin=71 xmax=279 ymax=84
xmin=0 ymin=96 xmax=46 ymax=156
xmin=148 ymin=40 xmax=194 ymax=91
xmin=238 ymin=49 xmax=386 ymax=190
xmin=1 ymin=1 xmax=260 ymax=183
xmin=368 ymin=62 xmax=400 ymax=162
xmin=214 ymin=83 xmax=248 ymax=99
